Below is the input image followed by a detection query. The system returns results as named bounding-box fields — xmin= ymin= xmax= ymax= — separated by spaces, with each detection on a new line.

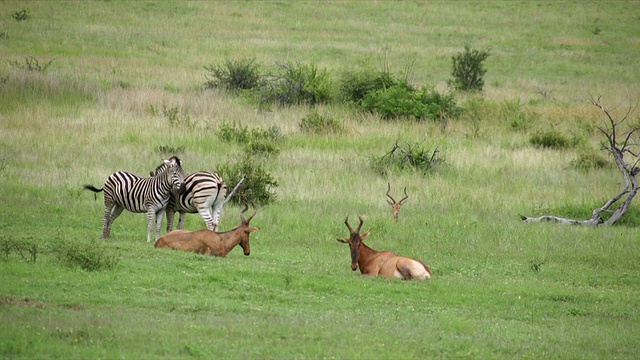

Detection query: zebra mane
xmin=151 ymin=156 xmax=182 ymax=177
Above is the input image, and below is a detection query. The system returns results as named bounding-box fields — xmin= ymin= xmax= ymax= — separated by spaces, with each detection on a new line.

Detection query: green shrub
xmin=360 ymin=84 xmax=460 ymax=121
xmin=217 ymin=155 xmax=278 ymax=206
xmin=299 ymin=110 xmax=345 ymax=135
xmin=338 ymin=67 xmax=398 ymax=104
xmin=55 ymin=239 xmax=120 ymax=271
xmin=449 ymin=45 xmax=490 ymax=91
xmin=217 ymin=121 xmax=283 ymax=144
xmin=256 ymin=61 xmax=334 ymax=106
xmin=204 ymin=58 xmax=261 ymax=92
xmin=371 ymin=141 xmax=444 ymax=176
xmin=501 ymin=99 xmax=534 ymax=131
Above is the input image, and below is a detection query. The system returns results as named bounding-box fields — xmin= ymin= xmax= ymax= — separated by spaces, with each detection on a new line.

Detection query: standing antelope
xmin=336 ymin=215 xmax=431 ymax=280
xmin=84 ymin=156 xmax=185 ymax=243
xmin=386 ymin=183 xmax=409 ymax=220
xmin=154 ymin=203 xmax=259 ymax=257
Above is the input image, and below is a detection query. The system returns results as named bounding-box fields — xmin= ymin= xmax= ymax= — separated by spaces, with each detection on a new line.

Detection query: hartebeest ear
xmin=360 ymin=230 xmax=371 ymax=241
xmin=336 ymin=238 xmax=348 ymax=244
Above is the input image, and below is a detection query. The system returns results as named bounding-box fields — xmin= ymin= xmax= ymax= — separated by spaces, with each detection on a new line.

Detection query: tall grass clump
xmin=529 ymin=129 xmax=578 ymax=149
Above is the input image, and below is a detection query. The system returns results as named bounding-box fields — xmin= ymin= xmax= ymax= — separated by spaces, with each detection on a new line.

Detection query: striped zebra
xmin=84 ymin=156 xmax=185 ymax=243
xmin=153 ymin=170 xmax=228 ymax=232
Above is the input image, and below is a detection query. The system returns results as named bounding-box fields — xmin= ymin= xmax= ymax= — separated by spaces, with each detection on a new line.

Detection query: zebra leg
xmin=177 ymin=212 xmax=187 ymax=230
xmin=101 ymin=202 xmax=114 ymax=238
xmin=103 ymin=204 xmax=124 ymax=238
xmin=196 ymin=207 xmax=216 ymax=231
xmin=154 ymin=208 xmax=165 ymax=242
xmin=147 ymin=209 xmax=156 ymax=243
xmin=166 ymin=207 xmax=175 ymax=233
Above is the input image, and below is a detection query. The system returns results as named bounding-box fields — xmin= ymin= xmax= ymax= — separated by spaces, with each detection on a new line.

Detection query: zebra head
xmin=153 ymin=156 xmax=185 ymax=193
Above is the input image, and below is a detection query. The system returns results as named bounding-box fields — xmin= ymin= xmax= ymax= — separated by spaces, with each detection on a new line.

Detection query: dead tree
xmin=522 ymin=96 xmax=640 ymax=226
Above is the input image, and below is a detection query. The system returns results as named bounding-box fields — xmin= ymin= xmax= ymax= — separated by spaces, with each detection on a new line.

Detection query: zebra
xmin=84 ymin=156 xmax=185 ymax=243
xmin=150 ymin=170 xmax=228 ymax=233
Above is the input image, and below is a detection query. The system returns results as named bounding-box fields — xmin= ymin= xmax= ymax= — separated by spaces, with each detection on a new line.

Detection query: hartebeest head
xmin=336 ymin=215 xmax=370 ymax=271
xmin=236 ymin=202 xmax=259 ymax=256
xmin=386 ymin=183 xmax=408 ymax=220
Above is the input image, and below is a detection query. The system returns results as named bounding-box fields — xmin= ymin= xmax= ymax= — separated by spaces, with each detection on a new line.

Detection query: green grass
xmin=1 ymin=1 xmax=640 ymax=359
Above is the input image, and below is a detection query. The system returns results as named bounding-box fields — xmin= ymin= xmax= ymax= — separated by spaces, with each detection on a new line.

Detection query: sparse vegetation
xmin=204 ymin=57 xmax=261 ymax=92
xmin=299 ymin=110 xmax=344 ymax=134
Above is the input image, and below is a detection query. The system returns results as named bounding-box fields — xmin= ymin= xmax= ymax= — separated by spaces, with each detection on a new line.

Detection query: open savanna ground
xmin=1 ymin=1 xmax=640 ymax=359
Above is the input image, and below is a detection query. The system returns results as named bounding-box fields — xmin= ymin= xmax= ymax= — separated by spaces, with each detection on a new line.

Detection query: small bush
xmin=1 ymin=236 xmax=37 ymax=263
xmin=217 ymin=122 xmax=282 ymax=157
xmin=338 ymin=67 xmax=398 ymax=104
xmin=501 ymin=99 xmax=534 ymax=131
xmin=55 ymin=239 xmax=120 ymax=271
xmin=217 ymin=155 xmax=278 ymax=206
xmin=162 ymin=104 xmax=193 ymax=128
xmin=256 ymin=61 xmax=334 ymax=106
xmin=12 ymin=9 xmax=29 ymax=21
xmin=530 ymin=130 xmax=572 ymax=149
xmin=371 ymin=141 xmax=444 ymax=176
xmin=449 ymin=45 xmax=490 ymax=91
xmin=9 ymin=56 xmax=54 ymax=73
xmin=571 ymin=148 xmax=609 ymax=170
xmin=204 ymin=58 xmax=261 ymax=92
xmin=299 ymin=110 xmax=344 ymax=135
xmin=360 ymin=84 xmax=460 ymax=121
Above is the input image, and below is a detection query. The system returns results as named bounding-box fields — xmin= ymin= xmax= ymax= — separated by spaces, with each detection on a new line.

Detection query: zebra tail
xmin=83 ymin=184 xmax=103 ymax=193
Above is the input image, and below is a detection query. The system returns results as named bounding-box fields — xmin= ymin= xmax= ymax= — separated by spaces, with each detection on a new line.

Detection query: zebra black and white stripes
xmin=164 ymin=171 xmax=227 ymax=232
xmin=84 ymin=156 xmax=185 ymax=243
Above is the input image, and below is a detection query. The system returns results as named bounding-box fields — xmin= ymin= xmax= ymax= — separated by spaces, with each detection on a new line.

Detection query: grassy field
xmin=1 ymin=1 xmax=640 ymax=358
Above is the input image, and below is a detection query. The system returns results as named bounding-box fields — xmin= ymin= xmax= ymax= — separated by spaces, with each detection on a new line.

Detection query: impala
xmin=386 ymin=183 xmax=408 ymax=220
xmin=337 ymin=215 xmax=431 ymax=280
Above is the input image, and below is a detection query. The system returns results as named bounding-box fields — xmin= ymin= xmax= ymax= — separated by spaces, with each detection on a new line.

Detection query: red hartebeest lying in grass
xmin=386 ymin=183 xmax=408 ymax=220
xmin=154 ymin=203 xmax=259 ymax=257
xmin=337 ymin=215 xmax=431 ymax=280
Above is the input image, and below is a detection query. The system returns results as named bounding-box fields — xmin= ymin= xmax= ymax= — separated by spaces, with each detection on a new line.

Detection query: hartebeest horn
xmin=240 ymin=202 xmax=258 ymax=225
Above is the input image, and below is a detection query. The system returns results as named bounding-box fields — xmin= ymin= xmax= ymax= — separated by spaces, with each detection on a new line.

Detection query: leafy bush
xmin=256 ymin=61 xmax=334 ymax=106
xmin=299 ymin=110 xmax=345 ymax=135
xmin=501 ymin=99 xmax=534 ymax=131
xmin=371 ymin=141 xmax=444 ymax=176
xmin=449 ymin=45 xmax=490 ymax=91
xmin=204 ymin=58 xmax=261 ymax=92
xmin=217 ymin=155 xmax=278 ymax=206
xmin=55 ymin=239 xmax=120 ymax=271
xmin=360 ymin=84 xmax=460 ymax=121
xmin=338 ymin=67 xmax=398 ymax=104
xmin=217 ymin=121 xmax=282 ymax=158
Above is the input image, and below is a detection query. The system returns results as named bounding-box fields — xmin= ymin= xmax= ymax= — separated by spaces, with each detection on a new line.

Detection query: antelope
xmin=336 ymin=215 xmax=431 ymax=280
xmin=154 ymin=203 xmax=259 ymax=257
xmin=386 ymin=183 xmax=409 ymax=220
